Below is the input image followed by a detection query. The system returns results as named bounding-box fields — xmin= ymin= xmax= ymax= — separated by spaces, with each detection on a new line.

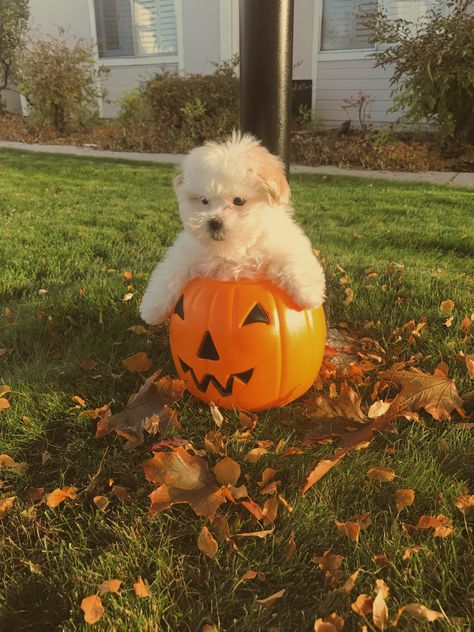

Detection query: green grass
xmin=0 ymin=149 xmax=473 ymax=632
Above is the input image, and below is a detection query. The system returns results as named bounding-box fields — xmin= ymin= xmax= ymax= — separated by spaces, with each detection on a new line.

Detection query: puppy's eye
xmin=233 ymin=197 xmax=246 ymax=207
xmin=201 ymin=197 xmax=209 ymax=205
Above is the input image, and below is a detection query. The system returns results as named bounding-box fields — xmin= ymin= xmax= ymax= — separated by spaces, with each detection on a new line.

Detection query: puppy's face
xmin=174 ymin=135 xmax=290 ymax=249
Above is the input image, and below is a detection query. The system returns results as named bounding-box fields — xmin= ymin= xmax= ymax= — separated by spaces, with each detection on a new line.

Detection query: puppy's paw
xmin=139 ymin=295 xmax=173 ymax=325
xmin=290 ymin=285 xmax=325 ymax=311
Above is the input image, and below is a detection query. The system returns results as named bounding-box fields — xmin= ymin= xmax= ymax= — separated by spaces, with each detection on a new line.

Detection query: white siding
xmin=181 ymin=0 xmax=220 ymax=74
xmin=29 ymin=0 xmax=93 ymax=40
xmin=101 ymin=62 xmax=179 ymax=116
xmin=293 ymin=0 xmax=315 ymax=80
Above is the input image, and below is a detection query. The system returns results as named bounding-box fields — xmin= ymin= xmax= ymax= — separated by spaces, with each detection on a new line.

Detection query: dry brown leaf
xmin=444 ymin=315 xmax=454 ymax=327
xmin=98 ymin=579 xmax=122 ymax=596
xmin=0 ymin=454 xmax=28 ymax=473
xmin=284 ymin=535 xmax=297 ymax=562
xmin=465 ymin=355 xmax=474 ymax=379
xmin=351 ymin=594 xmax=373 ymax=616
xmin=111 ymin=485 xmax=132 ymax=503
xmin=373 ymin=579 xmax=389 ymax=630
xmin=262 ymin=497 xmax=279 ymax=526
xmin=0 ymin=397 xmax=10 ymax=410
xmin=72 ymin=395 xmax=86 ymax=406
xmin=336 ymin=520 xmax=361 ymax=543
xmin=122 ymin=351 xmax=152 ymax=373
xmin=379 ymin=368 xmax=463 ymax=421
xmin=373 ymin=554 xmax=394 ymax=569
xmin=368 ymin=400 xmax=392 ymax=419
xmin=234 ymin=528 xmax=274 ymax=539
xmin=234 ymin=569 xmax=266 ymax=591
xmin=460 ymin=316 xmax=472 ymax=335
xmin=93 ymin=495 xmax=110 ymax=512
xmin=209 ymin=402 xmax=224 ymax=427
xmin=301 ymin=448 xmax=347 ymax=495
xmin=402 ymin=546 xmax=421 ymax=560
xmin=342 ymin=570 xmax=359 ymax=593
xmin=143 ymin=448 xmax=227 ymax=520
xmin=241 ymin=498 xmax=264 ymax=520
xmin=122 ymin=292 xmax=134 ymax=302
xmin=244 ymin=447 xmax=267 ymax=464
xmin=204 ymin=430 xmax=226 ymax=456
xmin=312 ymin=550 xmax=344 ymax=572
xmin=417 ymin=514 xmax=453 ymax=537
xmin=393 ymin=603 xmax=445 ymax=625
xmin=80 ymin=594 xmax=105 ymax=624
xmin=133 ymin=576 xmax=150 ymax=598
xmin=439 ymin=299 xmax=455 ymax=313
xmin=0 ymin=496 xmax=16 ymax=519
xmin=256 ymin=588 xmax=285 ymax=607
xmin=395 ymin=489 xmax=415 ymax=512
xmin=198 ymin=526 xmax=218 ymax=558
xmin=367 ymin=467 xmax=396 ymax=482
xmin=455 ymin=494 xmax=474 ymax=516
xmin=239 ymin=411 xmax=257 ymax=430
xmin=343 ymin=288 xmax=354 ymax=305
xmin=46 ymin=486 xmax=78 ymax=508
xmin=213 ymin=457 xmax=240 ymax=487
xmin=97 ymin=371 xmax=184 ymax=447
xmin=314 ymin=613 xmax=344 ymax=632
xmin=201 ymin=625 xmax=218 ymax=632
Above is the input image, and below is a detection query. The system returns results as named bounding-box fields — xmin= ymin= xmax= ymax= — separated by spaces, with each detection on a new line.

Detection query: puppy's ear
xmin=249 ymin=146 xmax=291 ymax=205
xmin=173 ymin=171 xmax=183 ymax=192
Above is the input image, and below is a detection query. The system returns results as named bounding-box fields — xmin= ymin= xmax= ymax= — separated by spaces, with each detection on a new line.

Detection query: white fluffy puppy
xmin=140 ymin=132 xmax=325 ymax=325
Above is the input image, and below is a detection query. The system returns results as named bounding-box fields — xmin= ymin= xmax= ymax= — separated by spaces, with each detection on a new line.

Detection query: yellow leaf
xmin=197 ymin=526 xmax=218 ymax=558
xmin=455 ymin=495 xmax=474 ymax=516
xmin=209 ymin=402 xmax=224 ymax=427
xmin=80 ymin=594 xmax=105 ymax=624
xmin=93 ymin=496 xmax=110 ymax=512
xmin=256 ymin=588 xmax=286 ymax=607
xmin=121 ymin=352 xmax=152 ymax=373
xmin=0 ymin=496 xmax=16 ymax=519
xmin=133 ymin=576 xmax=150 ymax=598
xmin=395 ymin=489 xmax=415 ymax=512
xmin=0 ymin=398 xmax=10 ymax=410
xmin=98 ymin=579 xmax=122 ymax=595
xmin=439 ymin=299 xmax=455 ymax=313
xmin=0 ymin=454 xmax=28 ymax=473
xmin=367 ymin=467 xmax=396 ymax=482
xmin=244 ymin=447 xmax=267 ymax=464
xmin=373 ymin=579 xmax=389 ymax=630
xmin=213 ymin=457 xmax=240 ymax=487
xmin=351 ymin=593 xmax=373 ymax=617
xmin=46 ymin=486 xmax=78 ymax=508
xmin=368 ymin=400 xmax=391 ymax=419
xmin=335 ymin=520 xmax=361 ymax=543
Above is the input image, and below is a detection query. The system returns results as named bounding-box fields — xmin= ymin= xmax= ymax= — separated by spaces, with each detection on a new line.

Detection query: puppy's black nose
xmin=208 ymin=217 xmax=223 ymax=232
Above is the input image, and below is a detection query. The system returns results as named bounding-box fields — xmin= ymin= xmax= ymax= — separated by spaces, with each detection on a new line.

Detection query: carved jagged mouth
xmin=179 ymin=359 xmax=253 ymax=396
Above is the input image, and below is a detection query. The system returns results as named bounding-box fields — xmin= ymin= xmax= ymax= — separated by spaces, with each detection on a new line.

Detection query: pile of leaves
xmin=1 ymin=292 xmax=473 ymax=628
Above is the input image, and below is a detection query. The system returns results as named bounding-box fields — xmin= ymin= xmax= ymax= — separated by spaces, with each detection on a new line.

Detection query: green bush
xmin=117 ymin=63 xmax=239 ymax=153
xmin=18 ymin=29 xmax=106 ymax=132
xmin=363 ymin=0 xmax=474 ymax=143
xmin=0 ymin=0 xmax=29 ymax=106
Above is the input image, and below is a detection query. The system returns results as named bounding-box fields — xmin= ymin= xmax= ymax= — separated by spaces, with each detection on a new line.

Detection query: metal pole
xmin=239 ymin=0 xmax=294 ymax=175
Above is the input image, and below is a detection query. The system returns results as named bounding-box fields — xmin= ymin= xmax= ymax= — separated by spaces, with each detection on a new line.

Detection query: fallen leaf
xmin=312 ymin=550 xmax=344 ymax=572
xmin=343 ymin=288 xmax=354 ymax=305
xmin=201 ymin=625 xmax=218 ymax=632
xmin=402 ymin=546 xmax=421 ymax=560
xmin=256 ymin=588 xmax=285 ymax=607
xmin=417 ymin=514 xmax=453 ymax=537
xmin=373 ymin=579 xmax=389 ymax=630
xmin=213 ymin=457 xmax=240 ymax=487
xmin=133 ymin=576 xmax=150 ymax=598
xmin=444 ymin=315 xmax=454 ymax=327
xmin=143 ymin=448 xmax=227 ymax=520
xmin=314 ymin=613 xmax=344 ymax=631
xmin=0 ymin=496 xmax=16 ymax=519
xmin=395 ymin=489 xmax=415 ymax=512
xmin=342 ymin=570 xmax=359 ymax=593
xmin=122 ymin=292 xmax=134 ymax=302
xmin=72 ymin=395 xmax=86 ymax=406
xmin=98 ymin=579 xmax=121 ymax=596
xmin=209 ymin=402 xmax=224 ymax=427
xmin=111 ymin=485 xmax=132 ymax=503
xmin=439 ymin=300 xmax=455 ymax=313
xmin=455 ymin=494 xmax=474 ymax=516
xmin=80 ymin=359 xmax=97 ymax=370
xmin=93 ymin=496 xmax=110 ymax=512
xmin=80 ymin=594 xmax=105 ymax=624
xmin=241 ymin=498 xmax=264 ymax=520
xmin=301 ymin=449 xmax=347 ymax=495
xmin=244 ymin=447 xmax=267 ymax=464
xmin=284 ymin=535 xmax=296 ymax=561
xmin=373 ymin=554 xmax=394 ymax=569
xmin=262 ymin=497 xmax=279 ymax=526
xmin=336 ymin=520 xmax=361 ymax=543
xmin=0 ymin=397 xmax=10 ymax=410
xmin=0 ymin=454 xmax=28 ymax=473
xmin=351 ymin=593 xmax=374 ymax=616
xmin=239 ymin=411 xmax=257 ymax=430
xmin=393 ymin=603 xmax=444 ymax=625
xmin=368 ymin=400 xmax=392 ymax=419
xmin=122 ymin=351 xmax=152 ymax=373
xmin=97 ymin=372 xmax=184 ymax=447
xmin=122 ymin=270 xmax=133 ymax=280
xmin=204 ymin=430 xmax=226 ymax=456
xmin=46 ymin=486 xmax=78 ymax=508
xmin=380 ymin=368 xmax=463 ymax=421
xmin=234 ymin=569 xmax=266 ymax=590
xmin=234 ymin=528 xmax=274 ymax=539
xmin=367 ymin=467 xmax=396 ymax=482
xmin=26 ymin=487 xmax=44 ymax=503
xmin=465 ymin=356 xmax=474 ymax=379
xmin=198 ymin=526 xmax=218 ymax=558
xmin=460 ymin=316 xmax=472 ymax=335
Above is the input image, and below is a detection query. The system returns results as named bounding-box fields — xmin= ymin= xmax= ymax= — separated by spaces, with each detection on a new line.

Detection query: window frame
xmin=91 ymin=0 xmax=182 ymax=66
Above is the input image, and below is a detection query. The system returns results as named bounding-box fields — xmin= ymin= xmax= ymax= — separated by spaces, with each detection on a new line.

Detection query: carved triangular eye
xmin=174 ymin=295 xmax=185 ymax=319
xmin=198 ymin=331 xmax=220 ymax=360
xmin=242 ymin=303 xmax=269 ymax=326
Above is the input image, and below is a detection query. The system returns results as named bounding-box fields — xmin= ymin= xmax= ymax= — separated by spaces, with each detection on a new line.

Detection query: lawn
xmin=0 ymin=149 xmax=473 ymax=632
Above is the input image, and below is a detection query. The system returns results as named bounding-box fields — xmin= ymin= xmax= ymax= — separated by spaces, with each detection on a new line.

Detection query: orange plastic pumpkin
xmin=169 ymin=277 xmax=326 ymax=411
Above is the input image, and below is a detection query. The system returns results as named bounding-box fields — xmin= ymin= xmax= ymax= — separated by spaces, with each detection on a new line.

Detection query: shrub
xmin=117 ymin=65 xmax=239 ymax=153
xmin=18 ymin=29 xmax=106 ymax=132
xmin=363 ymin=0 xmax=474 ymax=142
xmin=0 ymin=0 xmax=29 ymax=107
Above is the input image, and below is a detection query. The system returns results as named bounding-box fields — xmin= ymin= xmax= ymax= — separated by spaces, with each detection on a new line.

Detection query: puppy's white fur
xmin=140 ymin=132 xmax=325 ymax=325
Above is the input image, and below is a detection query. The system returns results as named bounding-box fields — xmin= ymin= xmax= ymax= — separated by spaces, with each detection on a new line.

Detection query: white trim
xmin=311 ymin=0 xmax=323 ymax=109
xmin=231 ymin=0 xmax=239 ymax=57
xmin=220 ymin=0 xmax=232 ymax=61
xmin=100 ymin=54 xmax=180 ymax=67
xmin=318 ymin=49 xmax=375 ymax=61
xmin=86 ymin=0 xmax=104 ymax=118
xmin=175 ymin=0 xmax=185 ymax=74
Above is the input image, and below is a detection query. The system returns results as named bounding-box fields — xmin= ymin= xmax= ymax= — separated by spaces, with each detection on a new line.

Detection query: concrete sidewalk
xmin=1 ymin=140 xmax=473 ymax=188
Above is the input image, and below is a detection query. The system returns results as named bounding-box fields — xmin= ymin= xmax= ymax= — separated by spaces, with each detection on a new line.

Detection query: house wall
xmin=293 ymin=0 xmax=315 ymax=80
xmin=181 ymin=0 xmax=221 ymax=74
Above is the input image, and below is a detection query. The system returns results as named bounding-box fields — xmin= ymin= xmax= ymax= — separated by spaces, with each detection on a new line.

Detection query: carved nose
xmin=207 ymin=217 xmax=223 ymax=232
xmin=198 ymin=331 xmax=220 ymax=361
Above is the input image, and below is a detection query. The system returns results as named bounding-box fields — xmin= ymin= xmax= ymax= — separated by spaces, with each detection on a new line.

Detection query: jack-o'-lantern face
xmin=169 ymin=278 xmax=326 ymax=411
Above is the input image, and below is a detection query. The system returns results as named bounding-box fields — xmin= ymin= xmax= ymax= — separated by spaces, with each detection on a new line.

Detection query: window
xmin=321 ymin=0 xmax=377 ymax=51
xmin=94 ymin=0 xmax=177 ymax=58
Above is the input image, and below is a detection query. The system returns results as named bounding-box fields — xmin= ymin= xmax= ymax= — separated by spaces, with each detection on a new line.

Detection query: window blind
xmin=321 ymin=0 xmax=377 ymax=51
xmin=133 ymin=0 xmax=178 ymax=56
xmin=94 ymin=0 xmax=134 ymax=57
